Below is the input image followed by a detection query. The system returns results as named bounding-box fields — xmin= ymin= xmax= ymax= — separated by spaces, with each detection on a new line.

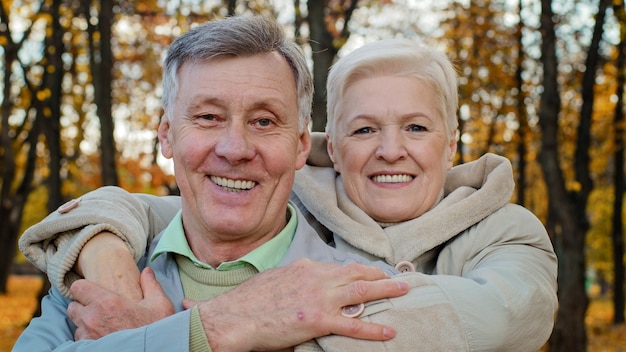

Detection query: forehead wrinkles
xmin=341 ymin=79 xmax=440 ymax=125
xmin=177 ymin=58 xmax=296 ymax=116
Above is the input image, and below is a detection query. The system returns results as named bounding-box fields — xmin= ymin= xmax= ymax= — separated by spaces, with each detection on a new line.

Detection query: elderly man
xmin=14 ymin=16 xmax=408 ymax=351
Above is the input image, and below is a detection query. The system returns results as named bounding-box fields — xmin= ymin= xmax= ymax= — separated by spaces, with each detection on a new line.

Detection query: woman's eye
xmin=354 ymin=127 xmax=372 ymax=134
xmin=408 ymin=124 xmax=426 ymax=132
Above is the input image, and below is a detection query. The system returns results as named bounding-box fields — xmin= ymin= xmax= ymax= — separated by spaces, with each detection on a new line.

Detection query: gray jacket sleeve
xmin=305 ymin=205 xmax=558 ymax=352
xmin=12 ymin=286 xmax=192 ymax=351
xmin=18 ymin=186 xmax=180 ymax=298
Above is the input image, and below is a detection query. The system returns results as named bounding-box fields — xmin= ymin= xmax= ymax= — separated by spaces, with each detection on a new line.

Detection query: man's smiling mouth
xmin=210 ymin=176 xmax=257 ymax=192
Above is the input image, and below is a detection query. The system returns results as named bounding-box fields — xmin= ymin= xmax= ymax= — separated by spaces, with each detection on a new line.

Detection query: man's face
xmin=328 ymin=75 xmax=455 ymax=223
xmin=159 ymin=52 xmax=310 ymax=252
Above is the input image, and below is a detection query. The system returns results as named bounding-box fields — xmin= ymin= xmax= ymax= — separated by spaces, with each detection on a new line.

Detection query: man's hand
xmin=76 ymin=231 xmax=142 ymax=301
xmin=68 ymin=267 xmax=174 ymax=340
xmin=195 ymin=259 xmax=409 ymax=352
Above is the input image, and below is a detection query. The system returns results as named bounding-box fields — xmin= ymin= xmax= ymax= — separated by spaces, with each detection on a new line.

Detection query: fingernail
xmin=397 ymin=281 xmax=409 ymax=291
xmin=383 ymin=327 xmax=395 ymax=338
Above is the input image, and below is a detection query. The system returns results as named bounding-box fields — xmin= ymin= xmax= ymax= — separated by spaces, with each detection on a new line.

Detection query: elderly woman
xmin=20 ymin=38 xmax=557 ymax=351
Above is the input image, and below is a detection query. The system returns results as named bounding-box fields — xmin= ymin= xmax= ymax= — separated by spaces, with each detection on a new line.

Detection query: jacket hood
xmin=292 ymin=132 xmax=515 ymax=264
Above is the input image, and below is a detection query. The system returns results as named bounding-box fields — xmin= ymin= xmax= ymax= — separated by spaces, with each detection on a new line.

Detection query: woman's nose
xmin=375 ymin=130 xmax=407 ymax=162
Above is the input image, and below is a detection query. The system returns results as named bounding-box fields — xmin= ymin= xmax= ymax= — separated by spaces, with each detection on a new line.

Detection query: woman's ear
xmin=326 ymin=134 xmax=334 ymax=162
xmin=326 ymin=133 xmax=340 ymax=172
xmin=447 ymin=129 xmax=458 ymax=168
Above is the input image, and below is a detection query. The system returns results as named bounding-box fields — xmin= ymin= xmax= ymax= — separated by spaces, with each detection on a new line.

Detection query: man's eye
xmin=199 ymin=114 xmax=217 ymax=121
xmin=257 ymin=118 xmax=272 ymax=127
xmin=408 ymin=124 xmax=426 ymax=132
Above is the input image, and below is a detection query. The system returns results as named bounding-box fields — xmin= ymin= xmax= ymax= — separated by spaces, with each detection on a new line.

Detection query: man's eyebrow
xmin=251 ymin=98 xmax=290 ymax=112
xmin=187 ymin=96 xmax=221 ymax=107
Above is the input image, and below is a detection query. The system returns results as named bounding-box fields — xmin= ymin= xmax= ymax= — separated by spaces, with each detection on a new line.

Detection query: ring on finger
xmin=341 ymin=303 xmax=365 ymax=318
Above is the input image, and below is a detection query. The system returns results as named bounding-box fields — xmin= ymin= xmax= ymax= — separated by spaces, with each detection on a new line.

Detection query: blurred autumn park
xmin=0 ymin=0 xmax=625 ymax=350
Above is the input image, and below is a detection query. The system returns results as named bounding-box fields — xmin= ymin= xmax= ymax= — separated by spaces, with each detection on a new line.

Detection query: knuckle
xmin=349 ymin=280 xmax=369 ymax=298
xmin=344 ymin=262 xmax=364 ymax=272
xmin=345 ymin=318 xmax=364 ymax=335
xmin=69 ymin=281 xmax=82 ymax=296
xmin=67 ymin=302 xmax=77 ymax=319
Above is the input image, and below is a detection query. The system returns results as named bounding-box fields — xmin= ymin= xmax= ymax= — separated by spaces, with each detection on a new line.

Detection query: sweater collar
xmin=151 ymin=206 xmax=297 ymax=272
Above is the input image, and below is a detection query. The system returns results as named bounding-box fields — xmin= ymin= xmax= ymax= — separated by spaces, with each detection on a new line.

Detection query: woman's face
xmin=328 ymin=75 xmax=456 ymax=223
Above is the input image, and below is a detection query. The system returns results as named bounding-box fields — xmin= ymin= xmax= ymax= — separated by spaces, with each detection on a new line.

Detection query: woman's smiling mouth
xmin=370 ymin=174 xmax=414 ymax=183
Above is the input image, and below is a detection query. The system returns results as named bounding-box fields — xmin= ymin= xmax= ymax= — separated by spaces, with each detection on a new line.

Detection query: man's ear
xmin=158 ymin=116 xmax=173 ymax=159
xmin=295 ymin=126 xmax=312 ymax=170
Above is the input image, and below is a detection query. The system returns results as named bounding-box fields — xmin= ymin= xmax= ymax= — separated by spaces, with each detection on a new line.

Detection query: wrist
xmin=76 ymin=231 xmax=130 ymax=277
xmin=197 ymin=298 xmax=253 ymax=352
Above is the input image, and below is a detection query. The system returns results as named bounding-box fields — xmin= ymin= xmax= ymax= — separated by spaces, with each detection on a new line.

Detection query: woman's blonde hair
xmin=325 ymin=38 xmax=458 ymax=137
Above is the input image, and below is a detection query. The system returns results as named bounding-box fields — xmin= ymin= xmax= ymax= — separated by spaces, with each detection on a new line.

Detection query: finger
xmin=67 ymin=301 xmax=94 ymax=341
xmin=70 ymin=279 xmax=103 ymax=305
xmin=74 ymin=326 xmax=88 ymax=341
xmin=140 ymin=267 xmax=174 ymax=318
xmin=67 ymin=300 xmax=83 ymax=324
xmin=73 ymin=325 xmax=97 ymax=341
xmin=141 ymin=267 xmax=172 ymax=304
xmin=337 ymin=263 xmax=390 ymax=284
xmin=332 ymin=317 xmax=396 ymax=341
xmin=340 ymin=278 xmax=409 ymax=306
xmin=182 ymin=298 xmax=200 ymax=310
xmin=140 ymin=267 xmax=162 ymax=297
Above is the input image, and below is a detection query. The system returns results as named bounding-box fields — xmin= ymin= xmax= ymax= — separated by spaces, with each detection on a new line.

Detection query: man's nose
xmin=214 ymin=123 xmax=255 ymax=164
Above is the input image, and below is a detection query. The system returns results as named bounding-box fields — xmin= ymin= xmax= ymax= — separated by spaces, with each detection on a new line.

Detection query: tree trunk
xmin=0 ymin=3 xmax=35 ymax=294
xmin=515 ymin=2 xmax=527 ymax=206
xmin=544 ymin=0 xmax=609 ymax=350
xmin=0 ymin=108 xmax=38 ymax=294
xmin=0 ymin=202 xmax=22 ymax=293
xmin=307 ymin=0 xmax=336 ymax=132
xmin=0 ymin=5 xmax=17 ymax=293
xmin=90 ymin=0 xmax=118 ymax=186
xmin=226 ymin=0 xmax=237 ymax=16
xmin=45 ymin=0 xmax=64 ymax=212
xmin=538 ymin=0 xmax=585 ymax=350
xmin=611 ymin=0 xmax=626 ymax=325
xmin=31 ymin=0 xmax=66 ymax=318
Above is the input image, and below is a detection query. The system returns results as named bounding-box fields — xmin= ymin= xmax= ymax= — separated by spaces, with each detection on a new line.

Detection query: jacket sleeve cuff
xmin=18 ymin=186 xmax=151 ymax=299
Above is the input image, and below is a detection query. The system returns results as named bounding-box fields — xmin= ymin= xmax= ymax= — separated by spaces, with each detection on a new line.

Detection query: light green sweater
xmin=177 ymin=255 xmax=259 ymax=351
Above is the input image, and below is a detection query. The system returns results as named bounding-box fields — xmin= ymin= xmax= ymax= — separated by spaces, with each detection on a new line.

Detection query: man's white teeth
xmin=371 ymin=174 xmax=413 ymax=183
xmin=211 ymin=176 xmax=256 ymax=192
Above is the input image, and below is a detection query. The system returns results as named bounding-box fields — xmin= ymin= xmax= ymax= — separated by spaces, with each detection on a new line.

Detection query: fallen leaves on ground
xmin=0 ymin=275 xmax=43 ymax=352
xmin=1 ymin=275 xmax=625 ymax=351
xmin=586 ymin=298 xmax=626 ymax=352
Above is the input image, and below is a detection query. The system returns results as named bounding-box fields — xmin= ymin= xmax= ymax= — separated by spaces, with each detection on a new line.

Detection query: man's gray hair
xmin=162 ymin=16 xmax=313 ymax=130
